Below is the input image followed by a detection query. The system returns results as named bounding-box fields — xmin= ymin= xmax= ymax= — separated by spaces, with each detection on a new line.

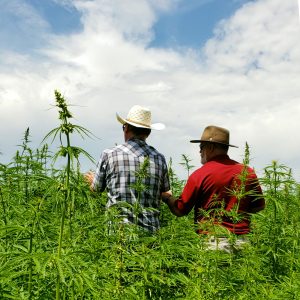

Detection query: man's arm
xmin=248 ymin=174 xmax=265 ymax=214
xmin=249 ymin=195 xmax=265 ymax=213
xmin=85 ymin=151 xmax=108 ymax=193
xmin=161 ymin=191 xmax=185 ymax=217
xmin=249 ymin=205 xmax=265 ymax=213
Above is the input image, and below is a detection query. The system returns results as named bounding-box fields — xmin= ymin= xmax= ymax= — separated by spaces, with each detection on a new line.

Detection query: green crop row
xmin=0 ymin=91 xmax=299 ymax=299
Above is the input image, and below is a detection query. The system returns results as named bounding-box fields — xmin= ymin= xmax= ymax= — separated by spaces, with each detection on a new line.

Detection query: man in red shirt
xmin=162 ymin=125 xmax=265 ymax=252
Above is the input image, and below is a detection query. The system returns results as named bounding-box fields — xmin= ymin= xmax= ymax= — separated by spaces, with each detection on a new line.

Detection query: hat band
xmin=126 ymin=118 xmax=150 ymax=128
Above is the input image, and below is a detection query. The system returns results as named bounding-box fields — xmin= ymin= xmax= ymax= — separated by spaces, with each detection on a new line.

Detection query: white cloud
xmin=0 ymin=0 xmax=300 ymax=181
xmin=299 ymin=0 xmax=300 ymax=23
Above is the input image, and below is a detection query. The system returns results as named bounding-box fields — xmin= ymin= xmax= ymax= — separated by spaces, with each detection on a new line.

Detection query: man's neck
xmin=126 ymin=136 xmax=146 ymax=142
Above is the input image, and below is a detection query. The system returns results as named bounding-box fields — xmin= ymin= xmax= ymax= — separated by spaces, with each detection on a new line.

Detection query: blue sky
xmin=24 ymin=0 xmax=83 ymax=34
xmin=2 ymin=0 xmax=251 ymax=52
xmin=150 ymin=0 xmax=251 ymax=48
xmin=1 ymin=0 xmax=300 ymax=181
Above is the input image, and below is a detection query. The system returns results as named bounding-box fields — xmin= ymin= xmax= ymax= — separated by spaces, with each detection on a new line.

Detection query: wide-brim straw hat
xmin=116 ymin=105 xmax=165 ymax=130
xmin=190 ymin=125 xmax=238 ymax=148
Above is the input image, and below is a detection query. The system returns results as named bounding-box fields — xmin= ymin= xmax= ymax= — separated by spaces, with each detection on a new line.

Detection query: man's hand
xmin=161 ymin=190 xmax=185 ymax=217
xmin=84 ymin=171 xmax=95 ymax=190
xmin=161 ymin=190 xmax=172 ymax=203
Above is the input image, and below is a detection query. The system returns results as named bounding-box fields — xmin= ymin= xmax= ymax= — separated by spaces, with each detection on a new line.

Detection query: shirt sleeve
xmin=92 ymin=151 xmax=108 ymax=192
xmin=161 ymin=157 xmax=171 ymax=193
xmin=175 ymin=175 xmax=199 ymax=215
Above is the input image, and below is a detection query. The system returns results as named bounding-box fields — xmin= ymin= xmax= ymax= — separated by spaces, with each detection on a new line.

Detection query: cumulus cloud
xmin=0 ymin=0 xmax=299 ymax=180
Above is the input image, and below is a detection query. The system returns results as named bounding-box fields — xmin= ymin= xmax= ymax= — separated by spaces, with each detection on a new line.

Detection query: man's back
xmin=184 ymin=154 xmax=264 ymax=234
xmin=93 ymin=138 xmax=170 ymax=231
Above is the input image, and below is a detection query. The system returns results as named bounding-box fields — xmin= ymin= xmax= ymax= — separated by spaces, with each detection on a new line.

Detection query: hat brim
xmin=190 ymin=139 xmax=238 ymax=148
xmin=116 ymin=113 xmax=165 ymax=130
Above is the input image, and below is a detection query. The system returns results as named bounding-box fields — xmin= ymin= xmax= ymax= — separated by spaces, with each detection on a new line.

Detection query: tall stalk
xmin=42 ymin=90 xmax=94 ymax=299
xmin=19 ymin=128 xmax=34 ymax=299
xmin=179 ymin=154 xmax=195 ymax=178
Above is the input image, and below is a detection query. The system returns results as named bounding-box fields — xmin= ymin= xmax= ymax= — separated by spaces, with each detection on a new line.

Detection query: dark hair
xmin=127 ymin=124 xmax=151 ymax=137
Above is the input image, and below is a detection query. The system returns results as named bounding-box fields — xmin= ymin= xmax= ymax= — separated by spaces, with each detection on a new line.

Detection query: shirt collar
xmin=127 ymin=138 xmax=147 ymax=145
xmin=207 ymin=154 xmax=229 ymax=162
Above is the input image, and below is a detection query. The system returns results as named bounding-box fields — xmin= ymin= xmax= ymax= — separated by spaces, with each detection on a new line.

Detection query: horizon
xmin=1 ymin=0 xmax=300 ymax=181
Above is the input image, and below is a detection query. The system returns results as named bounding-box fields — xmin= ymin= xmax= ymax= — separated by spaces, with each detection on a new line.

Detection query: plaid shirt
xmin=92 ymin=138 xmax=170 ymax=232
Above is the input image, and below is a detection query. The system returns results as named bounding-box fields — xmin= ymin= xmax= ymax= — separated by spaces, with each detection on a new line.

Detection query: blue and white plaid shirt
xmin=92 ymin=138 xmax=170 ymax=232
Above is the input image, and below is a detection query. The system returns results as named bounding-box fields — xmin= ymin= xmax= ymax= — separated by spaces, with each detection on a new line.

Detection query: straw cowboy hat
xmin=190 ymin=125 xmax=238 ymax=148
xmin=116 ymin=105 xmax=165 ymax=130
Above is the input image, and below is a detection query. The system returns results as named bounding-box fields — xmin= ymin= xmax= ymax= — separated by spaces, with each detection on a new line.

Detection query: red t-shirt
xmin=176 ymin=155 xmax=265 ymax=235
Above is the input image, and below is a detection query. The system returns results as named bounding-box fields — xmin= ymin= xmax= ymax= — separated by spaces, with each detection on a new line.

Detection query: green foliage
xmin=179 ymin=154 xmax=195 ymax=178
xmin=1 ymin=91 xmax=300 ymax=299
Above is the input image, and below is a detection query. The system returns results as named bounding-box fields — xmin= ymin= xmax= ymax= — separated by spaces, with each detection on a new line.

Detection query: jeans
xmin=205 ymin=235 xmax=249 ymax=253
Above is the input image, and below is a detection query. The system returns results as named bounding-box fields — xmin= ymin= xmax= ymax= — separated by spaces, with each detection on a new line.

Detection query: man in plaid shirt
xmin=85 ymin=105 xmax=170 ymax=232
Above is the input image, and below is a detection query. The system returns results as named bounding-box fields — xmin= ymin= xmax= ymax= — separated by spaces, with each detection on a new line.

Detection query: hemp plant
xmin=130 ymin=156 xmax=150 ymax=230
xmin=42 ymin=90 xmax=93 ymax=299
xmin=179 ymin=154 xmax=195 ymax=178
xmin=226 ymin=143 xmax=252 ymax=232
xmin=260 ymin=161 xmax=296 ymax=279
xmin=168 ymin=157 xmax=185 ymax=197
xmin=0 ymin=127 xmax=54 ymax=298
